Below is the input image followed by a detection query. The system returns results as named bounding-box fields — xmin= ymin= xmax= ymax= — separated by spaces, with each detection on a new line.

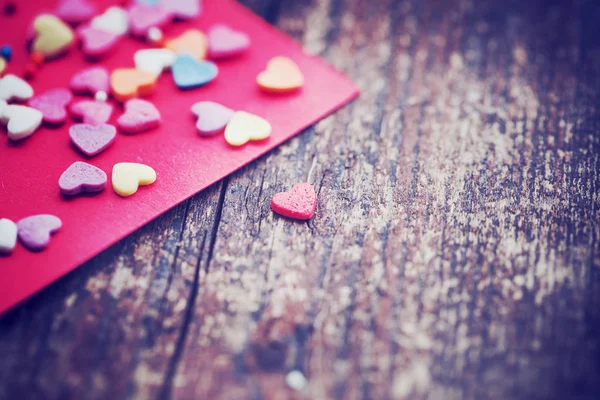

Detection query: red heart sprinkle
xmin=270 ymin=183 xmax=317 ymax=220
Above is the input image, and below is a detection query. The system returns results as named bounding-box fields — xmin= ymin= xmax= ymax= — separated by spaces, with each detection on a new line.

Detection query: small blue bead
xmin=1 ymin=45 xmax=11 ymax=62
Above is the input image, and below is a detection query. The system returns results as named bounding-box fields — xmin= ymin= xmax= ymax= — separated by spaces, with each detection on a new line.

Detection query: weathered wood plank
xmin=1 ymin=0 xmax=600 ymax=399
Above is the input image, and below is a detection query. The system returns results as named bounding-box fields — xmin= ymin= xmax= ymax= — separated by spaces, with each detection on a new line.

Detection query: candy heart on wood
xmin=257 ymin=56 xmax=304 ymax=93
xmin=69 ymin=123 xmax=116 ymax=156
xmin=70 ymin=100 xmax=113 ymax=125
xmin=16 ymin=215 xmax=62 ymax=251
xmin=78 ymin=25 xmax=121 ymax=58
xmin=112 ymin=162 xmax=156 ymax=197
xmin=55 ymin=0 xmax=97 ymax=25
xmin=32 ymin=14 xmax=75 ymax=57
xmin=0 ymin=218 xmax=18 ymax=254
xmin=127 ymin=3 xmax=172 ymax=37
xmin=70 ymin=66 xmax=110 ymax=95
xmin=163 ymin=0 xmax=202 ymax=20
xmin=0 ymin=74 xmax=34 ymax=102
xmin=165 ymin=29 xmax=207 ymax=60
xmin=59 ymin=161 xmax=107 ymax=195
xmin=134 ymin=48 xmax=176 ymax=76
xmin=271 ymin=183 xmax=317 ymax=220
xmin=91 ymin=6 xmax=129 ymax=36
xmin=224 ymin=111 xmax=271 ymax=147
xmin=28 ymin=88 xmax=72 ymax=124
xmin=207 ymin=24 xmax=250 ymax=59
xmin=172 ymin=55 xmax=218 ymax=89
xmin=110 ymin=68 xmax=157 ymax=102
xmin=117 ymin=99 xmax=161 ymax=134
xmin=0 ymin=101 xmax=43 ymax=141
xmin=190 ymin=101 xmax=234 ymax=136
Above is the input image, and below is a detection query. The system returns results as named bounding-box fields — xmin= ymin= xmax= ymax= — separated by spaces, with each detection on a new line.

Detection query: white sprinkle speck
xmin=95 ymin=91 xmax=107 ymax=102
xmin=286 ymin=370 xmax=307 ymax=391
xmin=147 ymin=27 xmax=163 ymax=43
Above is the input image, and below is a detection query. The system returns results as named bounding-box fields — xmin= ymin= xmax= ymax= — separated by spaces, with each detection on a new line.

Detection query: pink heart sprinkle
xmin=28 ymin=88 xmax=72 ymax=124
xmin=127 ymin=4 xmax=172 ymax=37
xmin=71 ymin=66 xmax=110 ymax=95
xmin=162 ymin=0 xmax=202 ymax=20
xmin=59 ymin=161 xmax=107 ymax=195
xmin=207 ymin=24 xmax=250 ymax=59
xmin=70 ymin=100 xmax=113 ymax=125
xmin=117 ymin=99 xmax=161 ymax=134
xmin=17 ymin=214 xmax=62 ymax=251
xmin=55 ymin=0 xmax=97 ymax=25
xmin=191 ymin=101 xmax=234 ymax=136
xmin=69 ymin=123 xmax=116 ymax=157
xmin=78 ymin=25 xmax=121 ymax=58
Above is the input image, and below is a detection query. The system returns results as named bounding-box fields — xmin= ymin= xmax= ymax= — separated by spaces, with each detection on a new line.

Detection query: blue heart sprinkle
xmin=135 ymin=0 xmax=161 ymax=5
xmin=172 ymin=55 xmax=219 ymax=90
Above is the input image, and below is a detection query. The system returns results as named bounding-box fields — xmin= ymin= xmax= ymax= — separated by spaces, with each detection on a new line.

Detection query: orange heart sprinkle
xmin=257 ymin=56 xmax=304 ymax=93
xmin=110 ymin=68 xmax=157 ymax=102
xmin=165 ymin=29 xmax=207 ymax=60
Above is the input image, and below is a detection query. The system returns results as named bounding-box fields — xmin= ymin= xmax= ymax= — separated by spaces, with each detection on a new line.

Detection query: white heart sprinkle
xmin=0 ymin=74 xmax=34 ymax=102
xmin=91 ymin=6 xmax=129 ymax=36
xmin=0 ymin=218 xmax=18 ymax=253
xmin=0 ymin=104 xmax=43 ymax=140
xmin=134 ymin=48 xmax=176 ymax=76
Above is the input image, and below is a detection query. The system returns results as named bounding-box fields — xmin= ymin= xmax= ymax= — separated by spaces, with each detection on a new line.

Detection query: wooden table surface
xmin=2 ymin=0 xmax=600 ymax=399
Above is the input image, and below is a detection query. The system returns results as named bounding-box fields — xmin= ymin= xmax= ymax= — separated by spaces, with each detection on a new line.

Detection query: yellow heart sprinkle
xmin=224 ymin=111 xmax=272 ymax=147
xmin=0 ymin=58 xmax=5 ymax=75
xmin=112 ymin=163 xmax=156 ymax=197
xmin=33 ymin=14 xmax=74 ymax=57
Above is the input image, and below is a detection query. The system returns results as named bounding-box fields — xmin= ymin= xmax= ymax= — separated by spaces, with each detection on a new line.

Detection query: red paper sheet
xmin=0 ymin=0 xmax=358 ymax=314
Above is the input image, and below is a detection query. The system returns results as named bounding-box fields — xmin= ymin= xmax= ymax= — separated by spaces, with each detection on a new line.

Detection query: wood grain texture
xmin=1 ymin=0 xmax=600 ymax=399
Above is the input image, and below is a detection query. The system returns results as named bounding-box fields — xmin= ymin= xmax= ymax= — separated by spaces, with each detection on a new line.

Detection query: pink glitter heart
xmin=16 ymin=215 xmax=62 ymax=251
xmin=59 ymin=161 xmax=107 ymax=195
xmin=70 ymin=66 xmax=110 ymax=95
xmin=162 ymin=0 xmax=202 ymax=20
xmin=78 ymin=25 xmax=121 ymax=58
xmin=190 ymin=101 xmax=234 ymax=136
xmin=70 ymin=100 xmax=113 ymax=125
xmin=117 ymin=99 xmax=161 ymax=134
xmin=127 ymin=4 xmax=172 ymax=37
xmin=55 ymin=0 xmax=97 ymax=25
xmin=69 ymin=123 xmax=116 ymax=157
xmin=28 ymin=88 xmax=72 ymax=124
xmin=207 ymin=24 xmax=250 ymax=59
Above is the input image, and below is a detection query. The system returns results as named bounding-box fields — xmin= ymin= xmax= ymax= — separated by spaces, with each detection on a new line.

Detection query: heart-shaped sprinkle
xmin=110 ymin=68 xmax=157 ymax=102
xmin=0 ymin=101 xmax=43 ymax=141
xmin=163 ymin=0 xmax=202 ymax=20
xmin=32 ymin=14 xmax=74 ymax=57
xmin=190 ymin=101 xmax=234 ymax=136
xmin=117 ymin=99 xmax=161 ymax=134
xmin=70 ymin=100 xmax=113 ymax=125
xmin=59 ymin=161 xmax=107 ymax=195
xmin=172 ymin=55 xmax=218 ymax=89
xmin=0 ymin=74 xmax=34 ymax=102
xmin=91 ymin=6 xmax=129 ymax=36
xmin=69 ymin=123 xmax=116 ymax=156
xmin=16 ymin=214 xmax=62 ymax=251
xmin=78 ymin=25 xmax=121 ymax=58
xmin=0 ymin=59 xmax=5 ymax=75
xmin=257 ymin=56 xmax=304 ymax=93
xmin=70 ymin=66 xmax=110 ymax=95
xmin=134 ymin=48 xmax=176 ymax=76
xmin=112 ymin=162 xmax=156 ymax=197
xmin=224 ymin=111 xmax=271 ymax=147
xmin=128 ymin=4 xmax=172 ymax=37
xmin=28 ymin=88 xmax=72 ymax=124
xmin=0 ymin=218 xmax=18 ymax=254
xmin=165 ymin=29 xmax=207 ymax=60
xmin=207 ymin=24 xmax=250 ymax=59
xmin=55 ymin=0 xmax=97 ymax=25
xmin=271 ymin=183 xmax=317 ymax=220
